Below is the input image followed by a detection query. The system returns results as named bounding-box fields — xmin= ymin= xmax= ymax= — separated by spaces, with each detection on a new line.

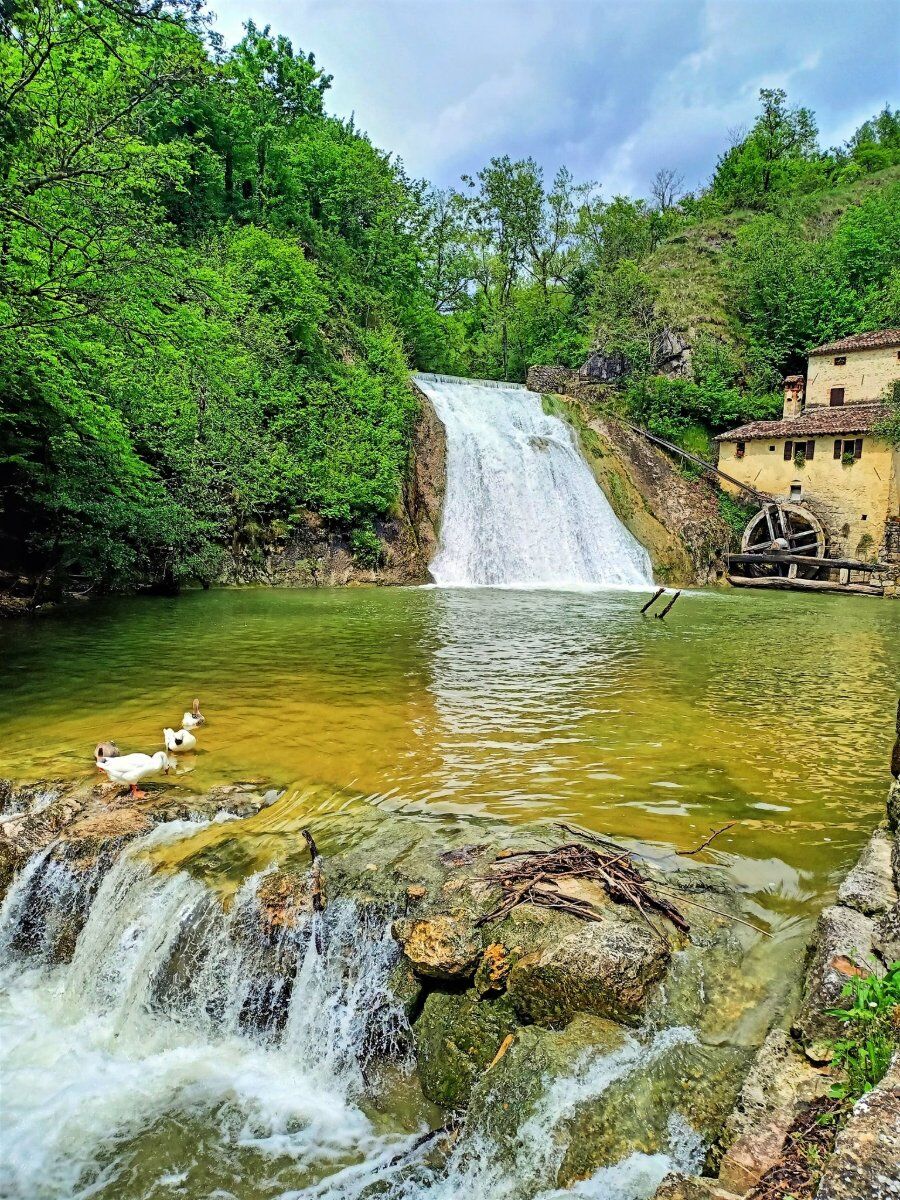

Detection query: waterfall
xmin=0 ymin=829 xmax=411 ymax=1200
xmin=413 ymin=374 xmax=653 ymax=589
xmin=1 ymin=830 xmax=701 ymax=1200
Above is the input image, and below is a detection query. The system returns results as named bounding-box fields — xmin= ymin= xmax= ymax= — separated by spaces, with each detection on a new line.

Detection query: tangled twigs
xmin=475 ymin=842 xmax=689 ymax=938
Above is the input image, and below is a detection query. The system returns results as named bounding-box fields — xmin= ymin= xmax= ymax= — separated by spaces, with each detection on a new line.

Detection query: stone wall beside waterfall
xmin=534 ymin=387 xmax=731 ymax=587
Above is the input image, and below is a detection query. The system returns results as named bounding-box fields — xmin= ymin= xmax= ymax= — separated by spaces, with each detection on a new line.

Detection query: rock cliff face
xmin=539 ymin=393 xmax=729 ymax=586
xmin=218 ymin=386 xmax=446 ymax=588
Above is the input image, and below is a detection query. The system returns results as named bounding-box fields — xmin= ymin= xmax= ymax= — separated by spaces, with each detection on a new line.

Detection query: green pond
xmin=2 ymin=584 xmax=897 ymax=914
xmin=1 ymin=584 xmax=898 ymax=1200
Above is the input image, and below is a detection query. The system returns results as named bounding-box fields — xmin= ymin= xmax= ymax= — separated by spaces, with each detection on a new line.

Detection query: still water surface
xmin=2 ymin=584 xmax=898 ymax=916
xmin=1 ymin=585 xmax=899 ymax=1200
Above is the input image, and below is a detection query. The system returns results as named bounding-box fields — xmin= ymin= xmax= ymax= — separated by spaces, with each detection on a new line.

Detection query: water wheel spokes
xmin=741 ymin=503 xmax=827 ymax=578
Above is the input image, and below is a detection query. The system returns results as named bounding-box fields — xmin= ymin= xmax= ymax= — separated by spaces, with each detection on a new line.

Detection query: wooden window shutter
xmin=805 ymin=440 xmax=815 ymax=460
xmin=830 ymin=387 xmax=845 ymax=406
xmin=855 ymin=438 xmax=863 ymax=460
xmin=833 ymin=439 xmax=842 ymax=459
xmin=784 ymin=441 xmax=793 ymax=460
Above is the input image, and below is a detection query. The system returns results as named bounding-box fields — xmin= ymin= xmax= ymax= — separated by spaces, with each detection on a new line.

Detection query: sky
xmin=207 ymin=0 xmax=900 ymax=199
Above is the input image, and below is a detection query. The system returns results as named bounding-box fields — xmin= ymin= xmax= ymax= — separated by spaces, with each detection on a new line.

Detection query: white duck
xmin=96 ymin=750 xmax=173 ymax=799
xmin=164 ymin=726 xmax=197 ymax=753
xmin=182 ymin=698 xmax=206 ymax=729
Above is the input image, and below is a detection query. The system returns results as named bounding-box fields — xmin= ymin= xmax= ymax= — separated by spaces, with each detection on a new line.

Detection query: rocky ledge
xmin=1 ymin=774 xmax=765 ymax=1189
xmin=656 ymin=779 xmax=900 ymax=1200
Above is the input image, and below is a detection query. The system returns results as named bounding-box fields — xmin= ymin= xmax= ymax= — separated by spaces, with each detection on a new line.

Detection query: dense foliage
xmin=1 ymin=2 xmax=898 ymax=594
xmin=1 ymin=0 xmax=434 ymax=592
xmin=421 ymin=89 xmax=900 ymax=443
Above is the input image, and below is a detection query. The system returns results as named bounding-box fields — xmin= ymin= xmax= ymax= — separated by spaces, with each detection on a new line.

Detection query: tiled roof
xmin=715 ymin=404 xmax=890 ymax=442
xmin=809 ymin=329 xmax=900 ymax=355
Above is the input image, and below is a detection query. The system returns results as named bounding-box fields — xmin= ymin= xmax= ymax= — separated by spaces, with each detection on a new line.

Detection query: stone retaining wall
xmin=525 ymin=364 xmax=577 ymax=394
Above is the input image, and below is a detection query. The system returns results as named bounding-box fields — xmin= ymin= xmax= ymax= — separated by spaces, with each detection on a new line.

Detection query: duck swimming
xmin=96 ymin=750 xmax=173 ymax=799
xmin=163 ymin=726 xmax=197 ymax=753
xmin=182 ymin=698 xmax=205 ymax=729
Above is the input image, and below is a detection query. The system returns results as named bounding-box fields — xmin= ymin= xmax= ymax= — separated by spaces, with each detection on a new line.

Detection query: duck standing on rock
xmin=182 ymin=698 xmax=205 ymax=730
xmin=164 ymin=726 xmax=197 ymax=753
xmin=96 ymin=750 xmax=173 ymax=800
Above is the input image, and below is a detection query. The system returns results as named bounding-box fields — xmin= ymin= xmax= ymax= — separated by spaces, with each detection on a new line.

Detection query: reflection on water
xmin=1 ymin=585 xmax=898 ymax=1200
xmin=1 ymin=585 xmax=898 ymax=920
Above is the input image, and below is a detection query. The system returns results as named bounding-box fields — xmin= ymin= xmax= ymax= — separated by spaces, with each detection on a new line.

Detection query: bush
xmin=349 ymin=525 xmax=382 ymax=568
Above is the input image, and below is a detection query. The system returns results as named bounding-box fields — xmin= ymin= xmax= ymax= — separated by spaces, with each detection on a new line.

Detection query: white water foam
xmin=414 ymin=373 xmax=653 ymax=589
xmin=0 ymin=838 xmax=409 ymax=1199
xmin=1 ymin=832 xmax=701 ymax=1200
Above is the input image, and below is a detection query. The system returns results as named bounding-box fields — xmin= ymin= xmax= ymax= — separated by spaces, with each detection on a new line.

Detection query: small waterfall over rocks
xmin=413 ymin=374 xmax=653 ymax=589
xmin=0 ymin=821 xmax=711 ymax=1200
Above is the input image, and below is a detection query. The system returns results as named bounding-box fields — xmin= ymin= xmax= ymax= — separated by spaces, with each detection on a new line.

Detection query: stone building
xmin=715 ymin=330 xmax=900 ymax=563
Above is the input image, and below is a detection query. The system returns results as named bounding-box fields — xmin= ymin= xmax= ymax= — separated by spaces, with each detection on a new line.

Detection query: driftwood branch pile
xmin=475 ymin=841 xmax=689 ymax=939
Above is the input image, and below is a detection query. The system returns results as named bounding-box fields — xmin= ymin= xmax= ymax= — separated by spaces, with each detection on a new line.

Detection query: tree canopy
xmin=1 ymin=5 xmax=898 ymax=595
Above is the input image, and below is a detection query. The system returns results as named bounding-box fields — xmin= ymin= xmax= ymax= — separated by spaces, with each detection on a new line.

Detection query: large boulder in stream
xmin=506 ymin=913 xmax=670 ymax=1025
xmin=461 ymin=1013 xmax=749 ymax=1189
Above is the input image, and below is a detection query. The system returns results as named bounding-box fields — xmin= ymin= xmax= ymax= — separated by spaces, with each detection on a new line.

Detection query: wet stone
xmin=837 ymin=829 xmax=897 ymax=917
xmin=506 ymin=913 xmax=670 ymax=1025
xmin=816 ymin=1054 xmax=900 ymax=1200
xmin=792 ymin=904 xmax=877 ymax=1058
xmin=413 ymin=988 xmax=520 ymax=1108
xmin=392 ymin=913 xmax=480 ymax=982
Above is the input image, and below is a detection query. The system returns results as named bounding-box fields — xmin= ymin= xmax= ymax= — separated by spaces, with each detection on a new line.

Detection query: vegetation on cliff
xmin=0 ymin=0 xmax=436 ymax=594
xmin=423 ymin=91 xmax=900 ymax=443
xmin=2 ymin=2 xmax=898 ymax=595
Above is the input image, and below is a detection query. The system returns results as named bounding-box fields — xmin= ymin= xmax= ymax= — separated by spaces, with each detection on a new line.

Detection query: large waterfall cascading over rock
xmin=413 ymin=374 xmax=653 ymax=589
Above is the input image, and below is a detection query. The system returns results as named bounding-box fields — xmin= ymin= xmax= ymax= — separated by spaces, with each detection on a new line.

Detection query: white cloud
xmin=207 ymin=0 xmax=900 ymax=196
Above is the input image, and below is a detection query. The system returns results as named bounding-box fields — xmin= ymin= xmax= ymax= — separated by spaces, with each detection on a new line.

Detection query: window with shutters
xmin=835 ymin=438 xmax=863 ymax=464
xmin=830 ymin=387 xmax=845 ymax=406
xmin=788 ymin=440 xmax=814 ymax=466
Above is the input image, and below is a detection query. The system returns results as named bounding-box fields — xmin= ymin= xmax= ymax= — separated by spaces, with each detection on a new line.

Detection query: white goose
xmin=96 ymin=750 xmax=173 ymax=799
xmin=182 ymin=698 xmax=206 ymax=730
xmin=164 ymin=726 xmax=197 ymax=753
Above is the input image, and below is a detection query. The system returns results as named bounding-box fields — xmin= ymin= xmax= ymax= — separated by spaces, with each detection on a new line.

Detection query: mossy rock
xmin=464 ymin=1013 xmax=627 ymax=1154
xmin=506 ymin=914 xmax=670 ymax=1026
xmin=413 ymin=988 xmax=521 ymax=1108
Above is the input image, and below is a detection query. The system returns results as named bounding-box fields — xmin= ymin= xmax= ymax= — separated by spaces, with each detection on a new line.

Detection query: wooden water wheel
xmin=740 ymin=503 xmax=827 ymax=578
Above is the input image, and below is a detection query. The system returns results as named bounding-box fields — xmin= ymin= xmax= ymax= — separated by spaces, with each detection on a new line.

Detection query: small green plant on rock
xmin=350 ymin=525 xmax=383 ymax=569
xmin=826 ymin=962 xmax=900 ymax=1102
xmin=718 ymin=492 xmax=756 ymax=541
